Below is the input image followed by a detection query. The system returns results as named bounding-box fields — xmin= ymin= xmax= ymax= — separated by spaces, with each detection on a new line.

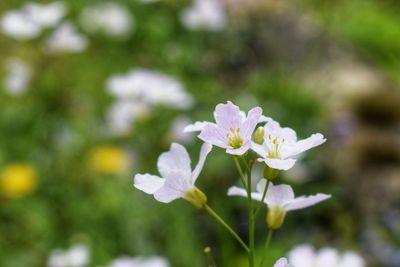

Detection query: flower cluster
xmin=106 ymin=68 xmax=194 ymax=136
xmin=134 ymin=101 xmax=337 ymax=266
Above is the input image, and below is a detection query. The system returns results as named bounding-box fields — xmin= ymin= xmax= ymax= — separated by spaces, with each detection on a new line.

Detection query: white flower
xmin=180 ymin=0 xmax=226 ymax=31
xmin=1 ymin=10 xmax=41 ymax=40
xmin=47 ymin=244 xmax=90 ymax=267
xmin=134 ymin=143 xmax=212 ymax=207
xmin=274 ymin=258 xmax=293 ymax=267
xmin=79 ymin=2 xmax=133 ymax=38
xmin=46 ymin=22 xmax=88 ymax=53
xmin=228 ymin=180 xmax=330 ymax=229
xmin=106 ymin=100 xmax=150 ymax=135
xmin=107 ymin=256 xmax=169 ymax=267
xmin=251 ymin=120 xmax=326 ymax=171
xmin=24 ymin=1 xmax=66 ymax=28
xmin=106 ymin=68 xmax=194 ymax=109
xmin=288 ymin=244 xmax=365 ymax=267
xmin=3 ymin=58 xmax=32 ymax=96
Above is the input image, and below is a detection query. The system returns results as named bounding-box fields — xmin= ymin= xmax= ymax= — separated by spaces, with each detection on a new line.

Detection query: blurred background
xmin=0 ymin=0 xmax=399 ymax=266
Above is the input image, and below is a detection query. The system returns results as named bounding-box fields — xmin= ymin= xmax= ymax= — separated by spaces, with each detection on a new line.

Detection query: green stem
xmin=233 ymin=157 xmax=247 ymax=190
xmin=259 ymin=229 xmax=273 ymax=267
xmin=204 ymin=247 xmax=217 ymax=267
xmin=240 ymin=157 xmax=255 ymax=267
xmin=254 ymin=180 xmax=270 ymax=218
xmin=204 ymin=204 xmax=250 ymax=253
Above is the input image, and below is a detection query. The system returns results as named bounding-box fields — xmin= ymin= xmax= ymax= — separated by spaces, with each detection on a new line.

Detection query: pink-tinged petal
xmin=199 ymin=123 xmax=228 ymax=148
xmin=289 ymin=133 xmax=326 ymax=157
xmin=134 ymin=174 xmax=164 ymax=194
xmin=157 ymin=143 xmax=192 ymax=180
xmin=340 ymin=252 xmax=365 ymax=267
xmin=264 ymin=158 xmax=296 ymax=171
xmin=258 ymin=115 xmax=272 ymax=123
xmin=183 ymin=121 xmax=209 ymax=133
xmin=273 ymin=258 xmax=293 ymax=267
xmin=256 ymin=179 xmax=268 ymax=195
xmin=285 ymin=193 xmax=330 ymax=211
xmin=226 ymin=140 xmax=251 ymax=155
xmin=241 ymin=106 xmax=262 ymax=137
xmin=251 ymin=142 xmax=267 ymax=157
xmin=288 ymin=245 xmax=316 ymax=267
xmin=265 ymin=183 xmax=295 ymax=206
xmin=228 ymin=186 xmax=263 ymax=202
xmin=191 ymin=143 xmax=213 ymax=182
xmin=214 ymin=101 xmax=243 ymax=131
xmin=316 ymin=248 xmax=340 ymax=267
xmin=264 ymin=120 xmax=297 ymax=143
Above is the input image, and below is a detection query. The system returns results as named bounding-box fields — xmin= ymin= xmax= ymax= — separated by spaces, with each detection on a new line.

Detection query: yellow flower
xmin=89 ymin=146 xmax=129 ymax=175
xmin=0 ymin=163 xmax=38 ymax=198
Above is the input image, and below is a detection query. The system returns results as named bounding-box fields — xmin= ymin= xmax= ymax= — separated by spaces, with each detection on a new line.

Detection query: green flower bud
xmin=267 ymin=205 xmax=286 ymax=230
xmin=264 ymin=165 xmax=279 ymax=180
xmin=253 ymin=127 xmax=265 ymax=144
xmin=184 ymin=187 xmax=207 ymax=209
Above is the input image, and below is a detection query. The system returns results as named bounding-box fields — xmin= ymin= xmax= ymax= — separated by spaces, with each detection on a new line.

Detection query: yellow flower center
xmin=266 ymin=134 xmax=284 ymax=159
xmin=227 ymin=127 xmax=243 ymax=149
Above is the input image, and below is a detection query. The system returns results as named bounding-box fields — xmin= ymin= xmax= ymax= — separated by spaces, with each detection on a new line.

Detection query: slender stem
xmin=204 ymin=247 xmax=217 ymax=267
xmin=259 ymin=229 xmax=273 ymax=267
xmin=239 ymin=157 xmax=255 ymax=267
xmin=254 ymin=180 xmax=270 ymax=218
xmin=233 ymin=157 xmax=247 ymax=190
xmin=204 ymin=204 xmax=250 ymax=253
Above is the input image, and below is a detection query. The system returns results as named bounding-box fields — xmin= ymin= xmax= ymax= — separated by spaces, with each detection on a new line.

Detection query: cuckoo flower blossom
xmin=196 ymin=101 xmax=263 ymax=155
xmin=251 ymin=120 xmax=326 ymax=170
xmin=134 ymin=143 xmax=212 ymax=208
xmin=228 ymin=180 xmax=330 ymax=229
xmin=274 ymin=258 xmax=293 ymax=267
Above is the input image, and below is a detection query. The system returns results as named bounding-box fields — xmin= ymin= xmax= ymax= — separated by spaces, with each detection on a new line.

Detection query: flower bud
xmin=253 ymin=127 xmax=265 ymax=144
xmin=184 ymin=187 xmax=207 ymax=209
xmin=267 ymin=206 xmax=286 ymax=230
xmin=264 ymin=165 xmax=279 ymax=180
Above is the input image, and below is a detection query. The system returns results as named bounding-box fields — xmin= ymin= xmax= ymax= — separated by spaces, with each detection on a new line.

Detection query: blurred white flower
xmin=4 ymin=58 xmax=32 ymax=96
xmin=80 ymin=2 xmax=133 ymax=38
xmin=46 ymin=22 xmax=88 ymax=53
xmin=107 ymin=68 xmax=193 ymax=109
xmin=274 ymin=258 xmax=293 ymax=267
xmin=107 ymin=100 xmax=150 ymax=135
xmin=169 ymin=116 xmax=195 ymax=144
xmin=24 ymin=1 xmax=66 ymax=28
xmin=288 ymin=244 xmax=365 ymax=267
xmin=47 ymin=244 xmax=90 ymax=267
xmin=1 ymin=10 xmax=41 ymax=40
xmin=180 ymin=0 xmax=227 ymax=31
xmin=107 ymin=256 xmax=169 ymax=267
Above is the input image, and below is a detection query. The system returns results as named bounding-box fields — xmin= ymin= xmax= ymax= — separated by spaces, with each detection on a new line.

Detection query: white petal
xmin=183 ymin=121 xmax=208 ymax=132
xmin=316 ymin=248 xmax=340 ymax=267
xmin=227 ymin=186 xmax=247 ymax=198
xmin=191 ymin=142 xmax=213 ymax=181
xmin=256 ymin=179 xmax=268 ymax=195
xmin=214 ymin=101 xmax=243 ymax=131
xmin=288 ymin=244 xmax=316 ymax=267
xmin=258 ymin=115 xmax=272 ymax=123
xmin=264 ymin=158 xmax=296 ymax=171
xmin=273 ymin=258 xmax=293 ymax=267
xmin=227 ymin=186 xmax=263 ymax=202
xmin=154 ymin=182 xmax=185 ymax=203
xmin=251 ymin=142 xmax=267 ymax=157
xmin=265 ymin=183 xmax=295 ymax=207
xmin=198 ymin=123 xmax=228 ymax=148
xmin=340 ymin=252 xmax=365 ymax=267
xmin=134 ymin=174 xmax=164 ymax=194
xmin=288 ymin=133 xmax=326 ymax=157
xmin=241 ymin=106 xmax=262 ymax=137
xmin=285 ymin=193 xmax=330 ymax=211
xmin=157 ymin=143 xmax=191 ymax=180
